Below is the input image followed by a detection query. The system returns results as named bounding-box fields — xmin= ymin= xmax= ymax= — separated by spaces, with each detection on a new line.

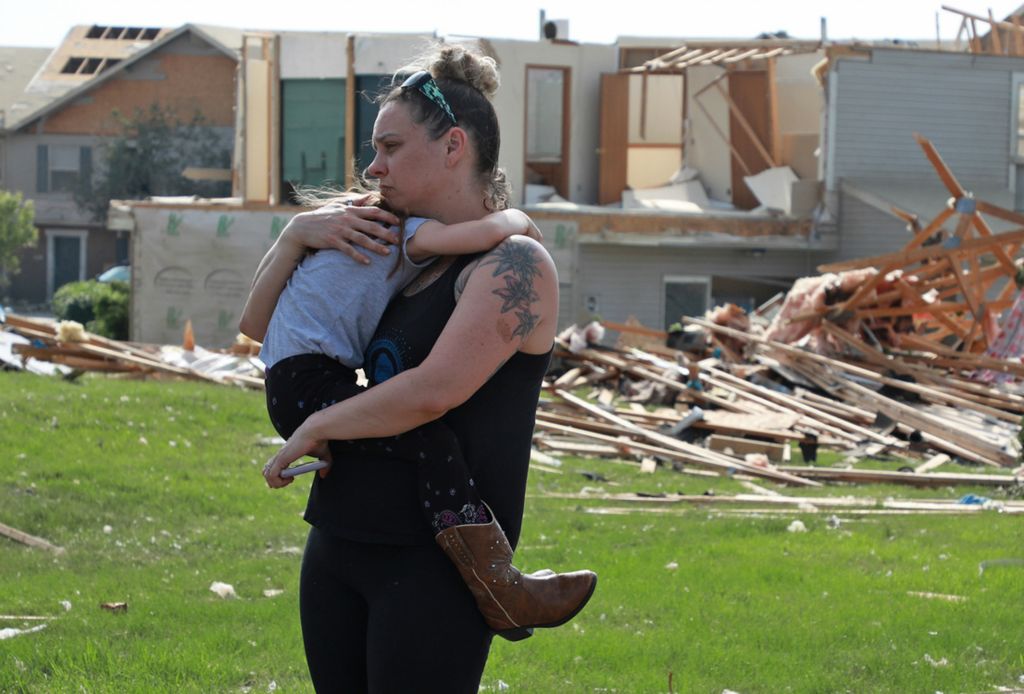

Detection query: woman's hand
xmin=262 ymin=421 xmax=330 ymax=489
xmin=281 ymin=196 xmax=402 ymax=265
xmin=239 ymin=196 xmax=403 ymax=341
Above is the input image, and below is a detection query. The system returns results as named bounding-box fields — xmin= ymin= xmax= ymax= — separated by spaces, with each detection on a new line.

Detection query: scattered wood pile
xmin=539 ymin=139 xmax=1024 ymax=496
xmin=0 ymin=313 xmax=263 ymax=389
xmin=539 ymin=324 xmax=1022 ymax=492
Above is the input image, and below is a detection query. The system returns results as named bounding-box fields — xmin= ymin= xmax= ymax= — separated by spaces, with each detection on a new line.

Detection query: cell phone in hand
xmin=280 ymin=460 xmax=330 ymax=478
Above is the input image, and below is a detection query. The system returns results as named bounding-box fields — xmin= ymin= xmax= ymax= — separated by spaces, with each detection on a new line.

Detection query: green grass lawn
xmin=1 ymin=372 xmax=1022 ymax=693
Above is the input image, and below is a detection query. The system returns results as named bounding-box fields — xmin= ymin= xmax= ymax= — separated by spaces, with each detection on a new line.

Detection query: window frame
xmin=662 ymin=274 xmax=711 ymax=330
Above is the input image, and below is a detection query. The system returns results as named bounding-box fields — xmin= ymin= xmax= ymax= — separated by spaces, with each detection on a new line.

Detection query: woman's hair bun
xmin=430 ymin=45 xmax=499 ymax=99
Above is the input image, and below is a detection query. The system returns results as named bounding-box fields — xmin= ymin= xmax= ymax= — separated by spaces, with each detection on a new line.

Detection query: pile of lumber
xmin=763 ymin=135 xmax=1024 ymax=371
xmin=541 ymin=313 xmax=1023 ymax=492
xmin=0 ymin=313 xmax=263 ymax=389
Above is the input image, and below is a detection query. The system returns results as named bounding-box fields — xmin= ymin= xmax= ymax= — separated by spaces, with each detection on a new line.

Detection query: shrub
xmin=52 ymin=280 xmax=129 ymax=340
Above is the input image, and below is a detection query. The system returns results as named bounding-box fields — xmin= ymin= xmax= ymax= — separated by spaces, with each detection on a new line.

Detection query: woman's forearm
xmin=304 ymin=364 xmax=451 ymax=441
xmin=238 ymin=235 xmax=306 ymax=342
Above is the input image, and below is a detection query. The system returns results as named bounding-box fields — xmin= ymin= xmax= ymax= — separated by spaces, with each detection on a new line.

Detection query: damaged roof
xmin=4 ymin=23 xmax=242 ymax=133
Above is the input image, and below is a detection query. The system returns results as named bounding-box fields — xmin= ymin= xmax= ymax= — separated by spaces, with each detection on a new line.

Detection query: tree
xmin=0 ymin=190 xmax=38 ymax=295
xmin=75 ymin=104 xmax=232 ymax=222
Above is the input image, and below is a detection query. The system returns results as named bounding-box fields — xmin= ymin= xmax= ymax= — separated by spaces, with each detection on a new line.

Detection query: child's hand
xmin=492 ymin=209 xmax=543 ymax=242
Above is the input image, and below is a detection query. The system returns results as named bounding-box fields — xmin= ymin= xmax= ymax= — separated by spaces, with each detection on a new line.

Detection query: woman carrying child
xmin=241 ymin=44 xmax=595 ymax=691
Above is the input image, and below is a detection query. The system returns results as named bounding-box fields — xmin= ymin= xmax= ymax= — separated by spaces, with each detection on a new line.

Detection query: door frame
xmin=47 ymin=229 xmax=88 ymax=298
xmin=523 ymin=64 xmax=572 ymax=199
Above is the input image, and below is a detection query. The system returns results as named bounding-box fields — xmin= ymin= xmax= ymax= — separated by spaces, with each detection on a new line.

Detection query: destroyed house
xmin=528 ymin=38 xmax=828 ymax=332
xmin=111 ymin=30 xmax=840 ymax=346
xmin=1 ymin=24 xmax=240 ymax=304
xmin=109 ymin=24 xmax=1024 ymax=348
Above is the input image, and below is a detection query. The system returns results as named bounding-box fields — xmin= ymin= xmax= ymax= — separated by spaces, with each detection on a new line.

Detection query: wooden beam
xmin=817 ymin=228 xmax=1024 ymax=274
xmin=0 ymin=521 xmax=64 ymax=554
xmin=345 ymin=34 xmax=356 ymax=188
xmin=778 ymin=466 xmax=1019 ymax=488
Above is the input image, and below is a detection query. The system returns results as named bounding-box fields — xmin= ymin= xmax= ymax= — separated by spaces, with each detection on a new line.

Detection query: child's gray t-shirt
xmin=260 ymin=217 xmax=430 ymax=369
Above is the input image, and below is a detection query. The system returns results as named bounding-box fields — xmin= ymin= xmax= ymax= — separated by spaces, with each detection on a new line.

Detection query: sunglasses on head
xmin=401 ymin=71 xmax=457 ymax=125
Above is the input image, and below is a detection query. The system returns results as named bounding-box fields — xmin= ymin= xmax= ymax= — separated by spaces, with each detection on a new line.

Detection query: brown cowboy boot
xmin=435 ymin=513 xmax=597 ymax=642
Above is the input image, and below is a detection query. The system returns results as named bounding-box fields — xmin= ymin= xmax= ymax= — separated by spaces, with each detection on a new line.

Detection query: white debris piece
xmin=665 ymin=561 xmax=679 ymax=571
xmin=60 ymin=600 xmax=72 ymax=612
xmin=0 ymin=624 xmax=47 ymax=640
xmin=209 ymin=581 xmax=237 ymax=599
xmin=262 ymin=589 xmax=284 ymax=598
xmin=787 ymin=520 xmax=808 ymax=533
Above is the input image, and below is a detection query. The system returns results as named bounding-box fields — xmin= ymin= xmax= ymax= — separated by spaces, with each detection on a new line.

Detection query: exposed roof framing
xmin=625 ymin=39 xmax=821 ymax=73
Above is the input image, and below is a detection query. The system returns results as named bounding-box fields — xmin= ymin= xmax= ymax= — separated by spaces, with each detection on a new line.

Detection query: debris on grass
xmin=209 ymin=581 xmax=237 ymax=599
xmin=978 ymin=558 xmax=1024 ymax=575
xmin=99 ymin=602 xmax=128 ymax=613
xmin=0 ymin=624 xmax=47 ymax=640
xmin=262 ymin=589 xmax=284 ymax=598
xmin=0 ymin=520 xmax=65 ymax=554
xmin=787 ymin=520 xmax=808 ymax=533
xmin=907 ymin=591 xmax=967 ymax=603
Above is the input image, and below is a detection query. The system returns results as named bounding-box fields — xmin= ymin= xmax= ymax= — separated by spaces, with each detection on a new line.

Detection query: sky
xmin=2 ymin=0 xmax=1023 ymax=48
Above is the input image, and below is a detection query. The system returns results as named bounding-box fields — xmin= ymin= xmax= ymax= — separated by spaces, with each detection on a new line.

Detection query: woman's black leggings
xmin=300 ymin=526 xmax=493 ymax=692
xmin=264 ymin=354 xmax=488 ymax=531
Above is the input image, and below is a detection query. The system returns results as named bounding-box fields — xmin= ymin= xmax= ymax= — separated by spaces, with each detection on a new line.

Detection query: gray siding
xmin=574 ymin=245 xmax=818 ymax=329
xmin=833 ymin=194 xmax=909 ymax=261
xmin=832 ymin=52 xmax=1011 ymax=189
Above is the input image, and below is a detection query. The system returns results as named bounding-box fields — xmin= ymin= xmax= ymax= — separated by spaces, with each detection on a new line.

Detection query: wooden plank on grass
xmin=778 ymin=466 xmax=1018 ymax=487
xmin=0 ymin=521 xmax=64 ymax=554
xmin=914 ymin=454 xmax=951 ymax=474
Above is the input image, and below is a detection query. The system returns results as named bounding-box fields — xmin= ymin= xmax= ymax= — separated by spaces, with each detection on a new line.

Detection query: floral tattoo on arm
xmin=480 ymin=242 xmax=542 ymax=341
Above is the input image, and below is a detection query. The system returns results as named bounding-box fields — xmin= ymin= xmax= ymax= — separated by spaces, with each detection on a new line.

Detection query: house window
xmin=49 ymin=145 xmax=83 ymax=192
xmin=37 ymin=144 xmax=92 ymax=194
xmin=525 ymin=66 xmax=570 ymax=198
xmin=663 ymin=275 xmax=710 ymax=330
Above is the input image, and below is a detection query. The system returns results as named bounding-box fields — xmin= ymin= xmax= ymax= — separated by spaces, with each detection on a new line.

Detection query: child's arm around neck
xmin=405 ymin=209 xmax=541 ymax=263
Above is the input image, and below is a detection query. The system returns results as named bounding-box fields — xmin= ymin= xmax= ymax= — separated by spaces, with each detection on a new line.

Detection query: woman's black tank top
xmin=303 ymin=254 xmax=551 ymax=547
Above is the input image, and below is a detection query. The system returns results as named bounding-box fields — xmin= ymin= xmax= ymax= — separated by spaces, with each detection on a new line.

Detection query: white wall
xmin=487 ymin=38 xmax=619 ymax=205
xmin=686 ymin=65 xmax=731 ymax=202
xmin=354 ymin=33 xmax=439 ymax=75
xmin=279 ymin=32 xmax=349 ymax=79
xmin=775 ymin=53 xmax=824 ymax=136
